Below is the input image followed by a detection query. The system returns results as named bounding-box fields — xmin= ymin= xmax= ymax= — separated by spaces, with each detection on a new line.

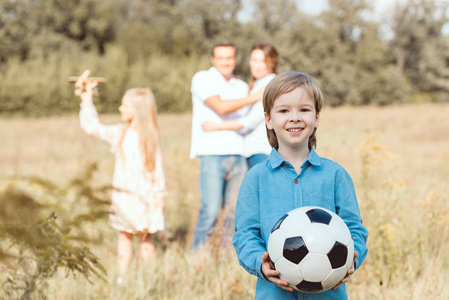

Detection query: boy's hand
xmin=332 ymin=250 xmax=358 ymax=290
xmin=261 ymin=252 xmax=294 ymax=293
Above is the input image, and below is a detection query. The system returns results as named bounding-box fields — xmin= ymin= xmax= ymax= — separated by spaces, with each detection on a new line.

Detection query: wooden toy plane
xmin=69 ymin=69 xmax=106 ymax=96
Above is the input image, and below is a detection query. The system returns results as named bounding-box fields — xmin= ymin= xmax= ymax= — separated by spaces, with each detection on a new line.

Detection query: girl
xmin=77 ymin=79 xmax=167 ymax=282
xmin=202 ymin=42 xmax=280 ymax=169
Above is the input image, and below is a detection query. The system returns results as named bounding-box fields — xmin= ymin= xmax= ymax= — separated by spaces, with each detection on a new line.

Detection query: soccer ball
xmin=267 ymin=206 xmax=354 ymax=293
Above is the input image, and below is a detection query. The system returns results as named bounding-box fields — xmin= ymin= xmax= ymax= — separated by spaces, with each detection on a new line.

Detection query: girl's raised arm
xmin=78 ymin=81 xmax=122 ymax=146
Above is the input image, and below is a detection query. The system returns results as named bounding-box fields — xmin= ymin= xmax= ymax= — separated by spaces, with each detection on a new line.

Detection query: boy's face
xmin=265 ymin=87 xmax=319 ymax=152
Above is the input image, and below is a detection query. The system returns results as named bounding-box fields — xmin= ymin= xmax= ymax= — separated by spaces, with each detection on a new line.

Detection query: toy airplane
xmin=68 ymin=69 xmax=106 ymax=96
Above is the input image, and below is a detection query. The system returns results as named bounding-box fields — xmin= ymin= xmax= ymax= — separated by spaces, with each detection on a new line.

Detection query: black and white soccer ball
xmin=267 ymin=206 xmax=354 ymax=293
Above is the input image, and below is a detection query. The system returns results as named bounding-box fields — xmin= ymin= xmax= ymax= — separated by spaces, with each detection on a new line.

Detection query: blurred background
xmin=1 ymin=0 xmax=448 ymax=116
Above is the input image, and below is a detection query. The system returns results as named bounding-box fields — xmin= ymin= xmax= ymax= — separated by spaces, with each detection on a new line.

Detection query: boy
xmin=232 ymin=71 xmax=368 ymax=299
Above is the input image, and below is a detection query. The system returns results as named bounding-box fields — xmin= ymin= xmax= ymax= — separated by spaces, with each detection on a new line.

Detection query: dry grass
xmin=1 ymin=103 xmax=448 ymax=299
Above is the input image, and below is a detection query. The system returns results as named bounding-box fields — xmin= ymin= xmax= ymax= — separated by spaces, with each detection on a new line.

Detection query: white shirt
xmin=190 ymin=67 xmax=249 ymax=158
xmin=239 ymin=74 xmax=276 ymax=157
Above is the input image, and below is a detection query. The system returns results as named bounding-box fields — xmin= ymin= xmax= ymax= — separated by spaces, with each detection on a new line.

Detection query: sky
xmin=296 ymin=0 xmax=408 ymax=40
xmin=238 ymin=0 xmax=408 ymax=24
xmin=297 ymin=0 xmax=408 ymax=20
xmin=238 ymin=0 xmax=449 ymax=38
xmin=237 ymin=0 xmax=408 ymax=41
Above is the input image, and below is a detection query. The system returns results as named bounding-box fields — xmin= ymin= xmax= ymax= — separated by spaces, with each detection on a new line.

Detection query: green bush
xmin=0 ymin=48 xmax=210 ymax=116
xmin=356 ymin=66 xmax=411 ymax=106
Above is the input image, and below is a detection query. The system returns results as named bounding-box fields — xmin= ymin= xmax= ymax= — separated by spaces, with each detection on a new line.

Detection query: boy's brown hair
xmin=263 ymin=71 xmax=324 ymax=149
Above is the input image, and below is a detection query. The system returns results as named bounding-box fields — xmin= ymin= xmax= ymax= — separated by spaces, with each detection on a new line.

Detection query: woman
xmin=202 ymin=42 xmax=280 ymax=168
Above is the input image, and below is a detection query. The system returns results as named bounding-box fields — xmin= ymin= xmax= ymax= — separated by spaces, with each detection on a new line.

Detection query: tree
xmin=278 ymin=0 xmax=373 ymax=106
xmin=115 ymin=0 xmax=195 ymax=63
xmin=251 ymin=0 xmax=298 ymax=34
xmin=178 ymin=0 xmax=243 ymax=53
xmin=355 ymin=23 xmax=410 ymax=105
xmin=390 ymin=0 xmax=449 ymax=97
xmin=0 ymin=0 xmax=36 ymax=62
xmin=34 ymin=0 xmax=118 ymax=54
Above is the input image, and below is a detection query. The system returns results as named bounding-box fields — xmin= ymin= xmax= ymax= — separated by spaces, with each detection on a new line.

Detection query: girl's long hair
xmin=119 ymin=88 xmax=159 ymax=174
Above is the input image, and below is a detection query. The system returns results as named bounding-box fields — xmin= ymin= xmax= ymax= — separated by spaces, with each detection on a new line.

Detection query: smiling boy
xmin=232 ymin=71 xmax=368 ymax=299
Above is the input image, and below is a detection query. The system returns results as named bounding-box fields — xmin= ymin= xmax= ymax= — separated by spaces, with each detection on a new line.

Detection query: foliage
xmin=0 ymin=48 xmax=207 ymax=116
xmin=0 ymin=0 xmax=35 ymax=62
xmin=356 ymin=134 xmax=449 ymax=289
xmin=390 ymin=0 xmax=449 ymax=94
xmin=0 ymin=163 xmax=109 ymax=299
xmin=0 ymin=0 xmax=448 ymax=116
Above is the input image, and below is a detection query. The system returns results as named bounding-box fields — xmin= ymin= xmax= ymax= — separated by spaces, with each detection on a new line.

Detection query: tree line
xmin=0 ymin=0 xmax=448 ymax=116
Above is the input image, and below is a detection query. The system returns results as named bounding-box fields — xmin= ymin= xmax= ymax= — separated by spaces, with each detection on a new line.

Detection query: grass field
xmin=1 ymin=103 xmax=449 ymax=299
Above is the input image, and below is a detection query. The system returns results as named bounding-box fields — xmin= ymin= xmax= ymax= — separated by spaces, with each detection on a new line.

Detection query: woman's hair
xmin=263 ymin=71 xmax=324 ymax=149
xmin=249 ymin=42 xmax=280 ymax=91
xmin=119 ymin=88 xmax=159 ymax=173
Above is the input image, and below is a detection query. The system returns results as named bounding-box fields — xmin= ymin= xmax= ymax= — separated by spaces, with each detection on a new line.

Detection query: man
xmin=190 ymin=41 xmax=258 ymax=251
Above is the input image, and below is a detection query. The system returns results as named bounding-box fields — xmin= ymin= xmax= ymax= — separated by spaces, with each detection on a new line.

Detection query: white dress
xmin=80 ymin=100 xmax=167 ymax=234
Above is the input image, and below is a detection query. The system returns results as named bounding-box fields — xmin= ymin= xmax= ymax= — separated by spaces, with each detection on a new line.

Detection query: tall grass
xmin=1 ymin=104 xmax=448 ymax=299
